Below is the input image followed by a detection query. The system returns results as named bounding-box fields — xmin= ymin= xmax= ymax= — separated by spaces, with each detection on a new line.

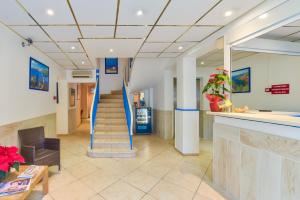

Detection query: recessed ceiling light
xmin=46 ymin=9 xmax=54 ymax=16
xmin=71 ymin=46 xmax=75 ymax=50
xmin=224 ymin=11 xmax=233 ymax=17
xmin=201 ymin=61 xmax=205 ymax=65
xmin=259 ymin=13 xmax=269 ymax=19
xmin=81 ymin=61 xmax=85 ymax=65
xmin=136 ymin=10 xmax=144 ymax=16
xmin=109 ymin=48 xmax=114 ymax=53
xmin=178 ymin=46 xmax=183 ymax=50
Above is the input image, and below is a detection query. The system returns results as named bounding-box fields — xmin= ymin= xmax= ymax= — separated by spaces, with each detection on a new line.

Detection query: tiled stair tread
xmin=98 ymin=103 xmax=123 ymax=108
xmin=96 ymin=115 xmax=125 ymax=119
xmin=101 ymin=99 xmax=123 ymax=103
xmin=94 ymin=138 xmax=129 ymax=144
xmin=101 ymin=95 xmax=123 ymax=99
xmin=111 ymin=90 xmax=122 ymax=95
xmin=94 ymin=131 xmax=128 ymax=135
xmin=96 ymin=118 xmax=126 ymax=122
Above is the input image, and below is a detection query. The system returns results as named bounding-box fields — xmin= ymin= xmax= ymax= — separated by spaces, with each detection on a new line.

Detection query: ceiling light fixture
xmin=224 ymin=11 xmax=233 ymax=17
xmin=259 ymin=13 xmax=269 ymax=19
xmin=136 ymin=10 xmax=144 ymax=16
xmin=201 ymin=61 xmax=205 ymax=65
xmin=46 ymin=9 xmax=54 ymax=16
xmin=109 ymin=48 xmax=114 ymax=53
xmin=81 ymin=61 xmax=85 ymax=65
xmin=178 ymin=46 xmax=183 ymax=50
xmin=71 ymin=46 xmax=75 ymax=50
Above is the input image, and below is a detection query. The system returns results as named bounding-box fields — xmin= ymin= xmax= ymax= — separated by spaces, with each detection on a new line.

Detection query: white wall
xmin=100 ymin=58 xmax=127 ymax=94
xmin=0 ymin=23 xmax=65 ymax=126
xmin=232 ymin=52 xmax=300 ymax=112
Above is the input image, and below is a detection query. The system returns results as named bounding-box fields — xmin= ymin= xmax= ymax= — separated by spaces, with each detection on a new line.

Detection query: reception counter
xmin=208 ymin=111 xmax=300 ymax=200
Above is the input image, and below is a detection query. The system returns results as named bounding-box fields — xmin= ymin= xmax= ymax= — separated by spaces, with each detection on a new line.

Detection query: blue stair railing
xmin=122 ymin=80 xmax=133 ymax=150
xmin=90 ymin=75 xmax=100 ymax=150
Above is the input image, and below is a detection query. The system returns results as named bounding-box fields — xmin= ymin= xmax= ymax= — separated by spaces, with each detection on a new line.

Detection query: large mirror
xmin=230 ymin=19 xmax=300 ymax=112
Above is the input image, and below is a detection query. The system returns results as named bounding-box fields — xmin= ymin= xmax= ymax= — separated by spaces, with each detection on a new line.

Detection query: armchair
xmin=18 ymin=127 xmax=60 ymax=170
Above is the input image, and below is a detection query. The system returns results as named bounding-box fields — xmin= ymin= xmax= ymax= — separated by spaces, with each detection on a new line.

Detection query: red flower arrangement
xmin=0 ymin=146 xmax=25 ymax=180
xmin=202 ymin=67 xmax=231 ymax=112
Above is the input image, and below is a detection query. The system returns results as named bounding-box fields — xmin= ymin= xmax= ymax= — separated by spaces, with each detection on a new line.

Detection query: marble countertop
xmin=207 ymin=111 xmax=300 ymax=128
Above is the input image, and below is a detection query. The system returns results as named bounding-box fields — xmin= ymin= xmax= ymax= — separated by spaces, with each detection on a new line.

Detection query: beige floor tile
xmin=66 ymin=160 xmax=98 ymax=179
xmin=141 ymin=194 xmax=157 ymax=200
xmin=89 ymin=194 xmax=106 ymax=200
xmin=100 ymin=180 xmax=145 ymax=200
xmin=197 ymin=182 xmax=227 ymax=200
xmin=80 ymin=169 xmax=120 ymax=193
xmin=123 ymin=170 xmax=160 ymax=192
xmin=50 ymin=181 xmax=96 ymax=200
xmin=149 ymin=180 xmax=194 ymax=200
xmin=48 ymin=169 xmax=77 ymax=192
xmin=26 ymin=190 xmax=53 ymax=200
xmin=138 ymin=161 xmax=172 ymax=179
xmin=163 ymin=167 xmax=202 ymax=193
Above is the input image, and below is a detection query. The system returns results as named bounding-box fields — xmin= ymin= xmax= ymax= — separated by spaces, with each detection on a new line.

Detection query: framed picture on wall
xmin=232 ymin=67 xmax=251 ymax=93
xmin=29 ymin=57 xmax=49 ymax=91
xmin=105 ymin=58 xmax=118 ymax=74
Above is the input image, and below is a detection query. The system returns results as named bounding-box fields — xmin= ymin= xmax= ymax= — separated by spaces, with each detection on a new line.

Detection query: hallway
xmin=27 ymin=122 xmax=226 ymax=200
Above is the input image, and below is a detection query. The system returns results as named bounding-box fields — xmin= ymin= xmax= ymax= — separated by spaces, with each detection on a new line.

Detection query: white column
xmin=175 ymin=56 xmax=199 ymax=155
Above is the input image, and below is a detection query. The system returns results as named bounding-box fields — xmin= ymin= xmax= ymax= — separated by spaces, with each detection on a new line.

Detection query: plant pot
xmin=210 ymin=101 xmax=222 ymax=112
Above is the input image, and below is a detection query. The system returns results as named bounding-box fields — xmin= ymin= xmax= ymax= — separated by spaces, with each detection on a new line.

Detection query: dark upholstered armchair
xmin=18 ymin=127 xmax=60 ymax=170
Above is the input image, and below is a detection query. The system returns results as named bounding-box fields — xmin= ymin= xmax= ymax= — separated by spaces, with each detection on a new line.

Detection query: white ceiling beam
xmin=232 ymin=38 xmax=300 ymax=55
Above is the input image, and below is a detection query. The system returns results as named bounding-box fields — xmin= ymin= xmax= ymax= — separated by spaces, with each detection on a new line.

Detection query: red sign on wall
xmin=265 ymin=84 xmax=290 ymax=95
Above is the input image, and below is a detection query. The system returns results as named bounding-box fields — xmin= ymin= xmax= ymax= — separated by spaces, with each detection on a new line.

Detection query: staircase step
xmin=95 ymin=125 xmax=127 ymax=132
xmin=87 ymin=147 xmax=137 ymax=158
xmin=94 ymin=131 xmax=128 ymax=139
xmin=111 ymin=90 xmax=122 ymax=95
xmin=97 ymin=107 xmax=125 ymax=113
xmin=98 ymin=103 xmax=123 ymax=108
xmin=101 ymin=99 xmax=123 ymax=103
xmin=93 ymin=138 xmax=130 ymax=148
xmin=97 ymin=112 xmax=125 ymax=119
xmin=96 ymin=118 xmax=126 ymax=125
xmin=101 ymin=94 xmax=122 ymax=99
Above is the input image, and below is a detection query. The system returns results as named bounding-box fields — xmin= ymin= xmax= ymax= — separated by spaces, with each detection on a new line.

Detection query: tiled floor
xmin=27 ymin=122 xmax=227 ymax=200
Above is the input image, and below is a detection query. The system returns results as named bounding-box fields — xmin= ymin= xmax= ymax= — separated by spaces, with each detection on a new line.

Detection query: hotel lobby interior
xmin=0 ymin=0 xmax=300 ymax=200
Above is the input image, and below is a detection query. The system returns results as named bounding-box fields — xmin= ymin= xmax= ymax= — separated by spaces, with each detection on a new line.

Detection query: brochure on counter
xmin=0 ymin=178 xmax=31 ymax=197
xmin=17 ymin=165 xmax=41 ymax=179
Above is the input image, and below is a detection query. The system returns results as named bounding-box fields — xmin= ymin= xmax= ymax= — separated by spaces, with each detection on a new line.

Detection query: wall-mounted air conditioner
xmin=72 ymin=70 xmax=92 ymax=78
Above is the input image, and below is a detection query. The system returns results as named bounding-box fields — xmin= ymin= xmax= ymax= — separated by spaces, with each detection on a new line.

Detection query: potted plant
xmin=202 ymin=67 xmax=231 ymax=112
xmin=0 ymin=146 xmax=25 ymax=181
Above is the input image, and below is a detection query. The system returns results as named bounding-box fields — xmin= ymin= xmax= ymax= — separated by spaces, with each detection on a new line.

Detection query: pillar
xmin=175 ymin=56 xmax=199 ymax=155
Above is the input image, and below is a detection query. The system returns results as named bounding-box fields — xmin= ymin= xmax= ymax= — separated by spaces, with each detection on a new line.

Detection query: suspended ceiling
xmin=0 ymin=0 xmax=264 ymax=69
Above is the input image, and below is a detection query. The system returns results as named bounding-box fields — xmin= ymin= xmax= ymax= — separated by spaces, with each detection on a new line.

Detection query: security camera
xmin=22 ymin=38 xmax=33 ymax=47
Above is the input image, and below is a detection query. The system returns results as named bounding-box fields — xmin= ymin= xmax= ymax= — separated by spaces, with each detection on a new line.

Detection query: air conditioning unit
xmin=72 ymin=70 xmax=92 ymax=78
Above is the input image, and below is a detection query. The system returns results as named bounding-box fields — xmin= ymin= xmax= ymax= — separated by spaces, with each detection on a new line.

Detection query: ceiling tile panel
xmin=34 ymin=42 xmax=61 ymax=52
xmin=81 ymin=39 xmax=143 ymax=65
xmin=159 ymin=52 xmax=181 ymax=58
xmin=73 ymin=59 xmax=92 ymax=68
xmin=118 ymin=0 xmax=168 ymax=25
xmin=285 ymin=32 xmax=300 ymax=42
xmin=260 ymin=26 xmax=300 ymax=40
xmin=10 ymin=26 xmax=50 ymax=41
xmin=165 ymin=42 xmax=197 ymax=52
xmin=46 ymin=52 xmax=68 ymax=60
xmin=140 ymin=42 xmax=171 ymax=52
xmin=18 ymin=0 xmax=75 ymax=25
xmin=80 ymin=26 xmax=114 ymax=38
xmin=197 ymin=0 xmax=264 ymax=25
xmin=57 ymin=42 xmax=84 ymax=52
xmin=178 ymin=26 xmax=220 ymax=42
xmin=158 ymin=0 xmax=219 ymax=25
xmin=147 ymin=26 xmax=188 ymax=42
xmin=0 ymin=0 xmax=35 ymax=25
xmin=136 ymin=53 xmax=160 ymax=58
xmin=287 ymin=20 xmax=300 ymax=27
xmin=43 ymin=26 xmax=80 ymax=41
xmin=67 ymin=53 xmax=88 ymax=61
xmin=116 ymin=26 xmax=151 ymax=38
xmin=56 ymin=59 xmax=75 ymax=67
xmin=70 ymin=0 xmax=117 ymax=25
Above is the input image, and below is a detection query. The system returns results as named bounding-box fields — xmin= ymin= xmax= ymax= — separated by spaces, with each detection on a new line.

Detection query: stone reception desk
xmin=208 ymin=111 xmax=300 ymax=200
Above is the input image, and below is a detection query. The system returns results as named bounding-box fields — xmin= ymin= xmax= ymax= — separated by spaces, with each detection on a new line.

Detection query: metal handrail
xmin=90 ymin=77 xmax=100 ymax=149
xmin=122 ymin=80 xmax=133 ymax=150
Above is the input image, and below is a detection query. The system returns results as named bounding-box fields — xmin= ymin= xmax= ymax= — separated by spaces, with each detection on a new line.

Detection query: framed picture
xmin=105 ymin=58 xmax=118 ymax=74
xmin=29 ymin=57 xmax=49 ymax=91
xmin=232 ymin=67 xmax=251 ymax=93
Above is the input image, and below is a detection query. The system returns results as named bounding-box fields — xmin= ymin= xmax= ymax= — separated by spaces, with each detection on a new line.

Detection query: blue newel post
xmin=96 ymin=68 xmax=100 ymax=103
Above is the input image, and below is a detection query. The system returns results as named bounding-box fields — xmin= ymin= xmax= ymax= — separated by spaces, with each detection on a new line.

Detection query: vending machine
xmin=135 ymin=107 xmax=152 ymax=134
